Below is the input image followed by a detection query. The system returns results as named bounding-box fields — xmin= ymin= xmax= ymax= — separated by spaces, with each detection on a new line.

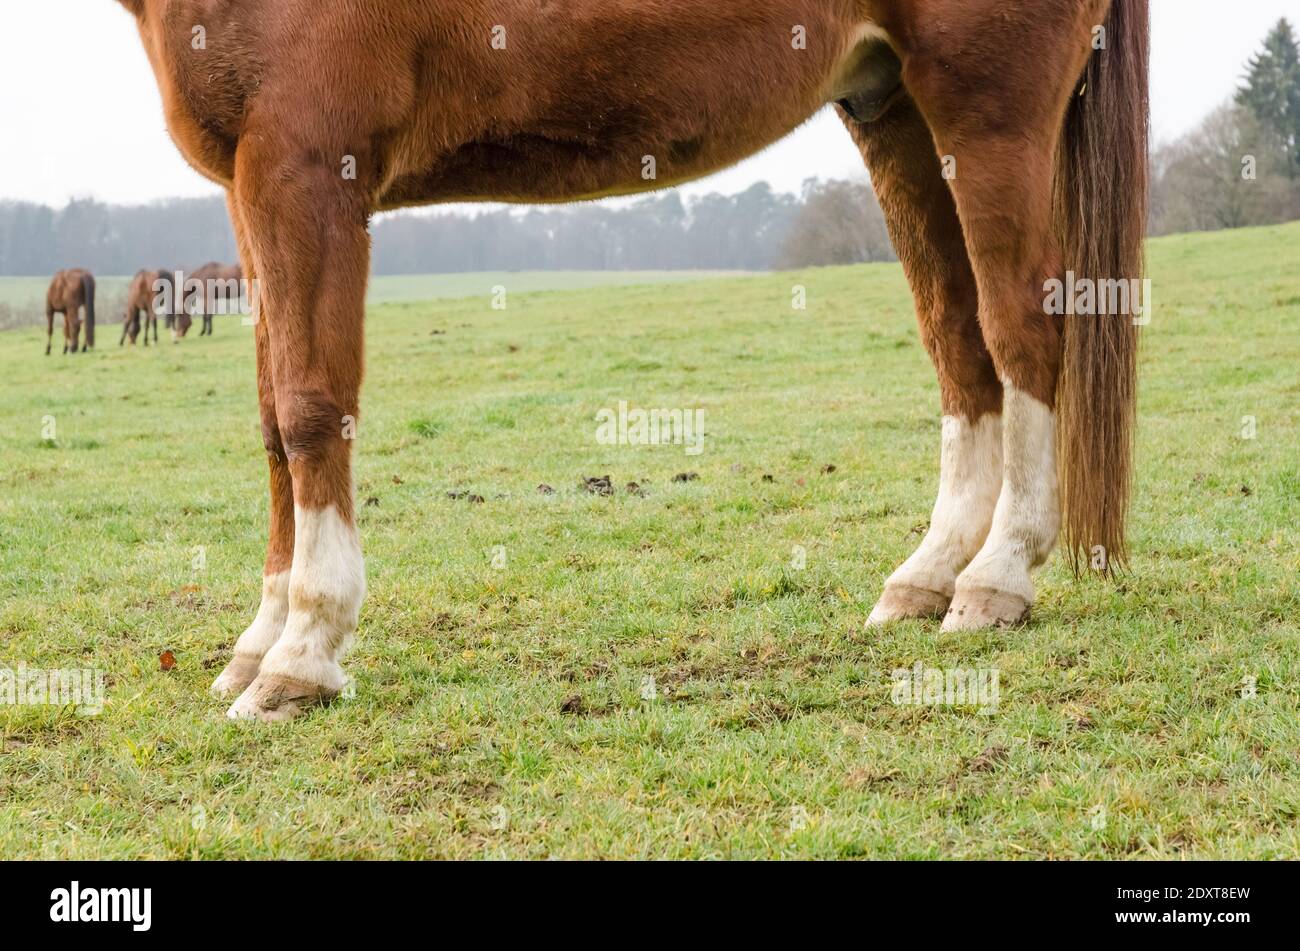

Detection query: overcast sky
xmin=1 ymin=0 xmax=1294 ymax=208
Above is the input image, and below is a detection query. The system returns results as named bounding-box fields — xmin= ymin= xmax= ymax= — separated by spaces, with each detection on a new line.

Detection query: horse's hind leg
xmin=843 ymin=98 xmax=1003 ymax=625
xmin=211 ymin=192 xmax=297 ymax=699
xmin=901 ymin=8 xmax=1100 ymax=629
xmin=224 ymin=138 xmax=368 ymax=721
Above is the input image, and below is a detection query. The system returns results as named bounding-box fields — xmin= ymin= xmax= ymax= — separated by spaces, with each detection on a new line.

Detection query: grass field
xmin=1 ymin=222 xmax=1297 ymax=859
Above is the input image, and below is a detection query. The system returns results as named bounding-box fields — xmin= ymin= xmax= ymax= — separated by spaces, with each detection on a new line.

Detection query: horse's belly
xmin=384 ymin=110 xmax=809 ymax=207
xmin=380 ymin=6 xmax=876 ymax=207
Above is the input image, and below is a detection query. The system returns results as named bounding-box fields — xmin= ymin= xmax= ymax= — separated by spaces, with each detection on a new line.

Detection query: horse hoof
xmin=210 ymin=654 xmax=262 ymax=698
xmin=866 ymin=583 xmax=950 ymax=627
xmin=226 ymin=674 xmax=337 ymax=722
xmin=940 ymin=587 xmax=1030 ymax=632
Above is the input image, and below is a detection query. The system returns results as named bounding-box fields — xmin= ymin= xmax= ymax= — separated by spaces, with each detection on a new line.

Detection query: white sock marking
xmin=956 ymin=383 xmax=1060 ymax=602
xmin=889 ymin=413 xmax=998 ymax=589
xmin=256 ymin=504 xmax=365 ymax=690
xmin=229 ymin=571 xmax=290 ymax=660
xmin=879 ymin=413 xmax=1003 ymax=599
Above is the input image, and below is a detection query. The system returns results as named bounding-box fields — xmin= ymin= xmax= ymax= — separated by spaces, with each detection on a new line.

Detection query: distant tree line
xmin=0 ymin=196 xmax=239 ymax=277
xmin=0 ymin=180 xmax=896 ymax=278
xmin=371 ymin=184 xmax=821 ymax=273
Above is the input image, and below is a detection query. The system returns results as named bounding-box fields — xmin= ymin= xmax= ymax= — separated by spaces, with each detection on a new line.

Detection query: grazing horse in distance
xmin=113 ymin=0 xmax=1148 ymax=722
xmin=171 ymin=295 xmax=193 ymax=339
xmin=179 ymin=261 xmax=244 ymax=338
xmin=46 ymin=269 xmax=96 ymax=355
xmin=120 ymin=268 xmax=171 ymax=346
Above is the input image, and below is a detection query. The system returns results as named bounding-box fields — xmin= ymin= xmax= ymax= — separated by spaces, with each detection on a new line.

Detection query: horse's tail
xmin=81 ymin=272 xmax=96 ymax=349
xmin=1052 ymin=0 xmax=1149 ymax=572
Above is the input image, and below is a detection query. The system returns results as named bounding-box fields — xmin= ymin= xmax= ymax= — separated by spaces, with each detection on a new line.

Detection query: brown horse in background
xmin=46 ymin=269 xmax=96 ymax=355
xmin=120 ymin=268 xmax=171 ymax=346
xmin=175 ymin=262 xmax=244 ymax=338
xmin=114 ymin=0 xmax=1148 ymax=722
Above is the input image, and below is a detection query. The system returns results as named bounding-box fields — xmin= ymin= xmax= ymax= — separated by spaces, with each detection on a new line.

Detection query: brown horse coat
xmin=114 ymin=0 xmax=1147 ymax=721
xmin=46 ymin=268 xmax=96 ymax=355
xmin=121 ymin=268 xmax=169 ymax=346
xmin=176 ymin=261 xmax=244 ymax=338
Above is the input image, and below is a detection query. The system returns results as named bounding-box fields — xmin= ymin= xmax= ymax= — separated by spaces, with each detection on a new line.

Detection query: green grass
xmin=363 ymin=270 xmax=750 ymax=305
xmin=1 ymin=223 xmax=1297 ymax=859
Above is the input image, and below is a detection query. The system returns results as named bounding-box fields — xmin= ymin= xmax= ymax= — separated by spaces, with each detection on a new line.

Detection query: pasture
xmin=0 ymin=222 xmax=1297 ymax=859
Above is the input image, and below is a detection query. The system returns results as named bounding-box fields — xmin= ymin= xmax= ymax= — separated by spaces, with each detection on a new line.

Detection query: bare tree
xmin=1151 ymin=103 xmax=1300 ymax=235
xmin=778 ymin=178 xmax=895 ymax=269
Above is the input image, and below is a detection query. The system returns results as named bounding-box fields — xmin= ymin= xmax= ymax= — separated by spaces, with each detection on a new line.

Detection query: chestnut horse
xmin=178 ymin=261 xmax=244 ymax=338
xmin=45 ymin=269 xmax=96 ymax=355
xmin=114 ymin=0 xmax=1147 ymax=721
xmin=120 ymin=268 xmax=170 ymax=346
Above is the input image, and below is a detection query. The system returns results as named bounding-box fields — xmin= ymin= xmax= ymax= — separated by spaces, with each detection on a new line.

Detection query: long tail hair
xmin=1052 ymin=0 xmax=1149 ymax=572
xmin=81 ymin=272 xmax=96 ymax=349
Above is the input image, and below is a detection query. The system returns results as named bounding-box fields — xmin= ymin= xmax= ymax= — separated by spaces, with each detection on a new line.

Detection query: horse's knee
xmin=260 ymin=410 xmax=286 ymax=462
xmin=276 ymin=390 xmax=350 ymax=464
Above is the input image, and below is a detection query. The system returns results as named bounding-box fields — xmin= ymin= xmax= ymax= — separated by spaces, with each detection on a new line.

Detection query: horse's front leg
xmin=225 ymin=139 xmax=369 ymax=721
xmin=211 ymin=193 xmax=297 ymax=699
xmin=210 ymin=323 xmax=297 ymax=697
